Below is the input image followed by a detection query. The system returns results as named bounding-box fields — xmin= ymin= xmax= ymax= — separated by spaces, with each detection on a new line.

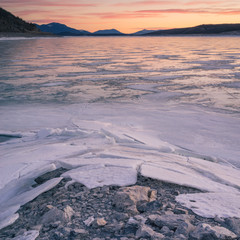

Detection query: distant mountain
xmin=0 ymin=7 xmax=40 ymax=33
xmin=93 ymin=29 xmax=124 ymax=35
xmin=36 ymin=22 xmax=91 ymax=36
xmin=146 ymin=24 xmax=240 ymax=35
xmin=133 ymin=29 xmax=155 ymax=35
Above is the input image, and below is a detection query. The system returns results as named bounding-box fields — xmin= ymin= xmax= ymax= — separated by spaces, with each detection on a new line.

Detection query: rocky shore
xmin=0 ymin=169 xmax=239 ymax=240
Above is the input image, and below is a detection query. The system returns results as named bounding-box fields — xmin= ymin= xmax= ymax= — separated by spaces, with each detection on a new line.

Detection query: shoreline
xmin=0 ymin=32 xmax=58 ymax=38
xmin=1 ymin=32 xmax=240 ymax=39
xmin=0 ymin=169 xmax=239 ymax=240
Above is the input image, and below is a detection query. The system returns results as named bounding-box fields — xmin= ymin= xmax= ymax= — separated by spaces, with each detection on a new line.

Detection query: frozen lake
xmin=0 ymin=36 xmax=240 ymax=228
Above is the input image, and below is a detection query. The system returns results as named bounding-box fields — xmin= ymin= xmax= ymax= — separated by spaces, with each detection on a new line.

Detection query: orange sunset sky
xmin=1 ymin=0 xmax=240 ymax=33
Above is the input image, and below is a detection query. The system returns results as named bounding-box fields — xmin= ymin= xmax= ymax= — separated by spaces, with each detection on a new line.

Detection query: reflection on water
xmin=0 ymin=36 xmax=240 ymax=112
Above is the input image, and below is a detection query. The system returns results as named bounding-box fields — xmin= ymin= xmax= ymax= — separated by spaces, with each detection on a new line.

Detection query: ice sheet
xmin=0 ymin=37 xmax=240 ymax=228
xmin=62 ymin=165 xmax=137 ymax=189
xmin=176 ymin=193 xmax=240 ymax=218
xmin=0 ymin=102 xmax=239 ymax=228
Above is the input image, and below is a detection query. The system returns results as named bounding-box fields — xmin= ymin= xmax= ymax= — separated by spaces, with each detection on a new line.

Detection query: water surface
xmin=0 ymin=36 xmax=239 ymax=113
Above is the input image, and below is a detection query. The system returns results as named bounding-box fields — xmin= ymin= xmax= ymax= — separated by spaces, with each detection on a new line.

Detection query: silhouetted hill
xmin=133 ymin=29 xmax=155 ymax=35
xmin=0 ymin=7 xmax=40 ymax=33
xmin=93 ymin=29 xmax=124 ymax=36
xmin=36 ymin=22 xmax=91 ymax=36
xmin=146 ymin=24 xmax=240 ymax=35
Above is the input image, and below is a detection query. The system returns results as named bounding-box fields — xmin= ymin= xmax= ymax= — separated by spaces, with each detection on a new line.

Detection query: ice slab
xmin=58 ymin=157 xmax=143 ymax=170
xmin=62 ymin=164 xmax=137 ymax=189
xmin=12 ymin=230 xmax=39 ymax=240
xmin=0 ymin=177 xmax=62 ymax=230
xmin=0 ymin=205 xmax=20 ymax=230
xmin=0 ymin=162 xmax=57 ymax=200
xmin=141 ymin=156 xmax=239 ymax=193
xmin=176 ymin=192 xmax=240 ymax=218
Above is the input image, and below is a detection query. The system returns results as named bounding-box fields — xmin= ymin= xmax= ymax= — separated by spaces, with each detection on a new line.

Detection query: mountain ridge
xmin=0 ymin=7 xmax=40 ymax=33
xmin=146 ymin=24 xmax=240 ymax=35
xmin=93 ymin=29 xmax=124 ymax=35
xmin=1 ymin=7 xmax=240 ymax=37
xmin=36 ymin=22 xmax=90 ymax=36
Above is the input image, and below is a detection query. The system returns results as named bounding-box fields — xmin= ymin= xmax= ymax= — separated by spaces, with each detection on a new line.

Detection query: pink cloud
xmin=1 ymin=0 xmax=97 ymax=7
xmin=185 ymin=1 xmax=226 ymax=6
xmin=137 ymin=8 xmax=240 ymax=15
xmin=87 ymin=7 xmax=240 ymax=20
xmin=113 ymin=1 xmax=175 ymax=7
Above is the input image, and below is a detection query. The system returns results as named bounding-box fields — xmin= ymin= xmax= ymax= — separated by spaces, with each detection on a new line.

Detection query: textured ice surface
xmin=62 ymin=165 xmax=137 ymax=189
xmin=0 ymin=37 xmax=240 ymax=227
xmin=176 ymin=193 xmax=240 ymax=218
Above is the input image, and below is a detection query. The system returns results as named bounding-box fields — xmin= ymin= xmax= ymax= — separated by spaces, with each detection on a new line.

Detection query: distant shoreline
xmin=1 ymin=32 xmax=240 ymax=39
xmin=0 ymin=32 xmax=58 ymax=38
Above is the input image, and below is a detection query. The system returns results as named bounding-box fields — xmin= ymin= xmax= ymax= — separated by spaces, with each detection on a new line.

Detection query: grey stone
xmin=224 ymin=217 xmax=240 ymax=235
xmin=165 ymin=202 xmax=175 ymax=210
xmin=40 ymin=206 xmax=73 ymax=225
xmin=84 ymin=216 xmax=95 ymax=226
xmin=190 ymin=223 xmax=237 ymax=240
xmin=112 ymin=212 xmax=129 ymax=221
xmin=160 ymin=226 xmax=172 ymax=236
xmin=69 ymin=228 xmax=88 ymax=237
xmin=148 ymin=214 xmax=192 ymax=231
xmin=104 ymin=222 xmax=124 ymax=233
xmin=175 ymin=221 xmax=195 ymax=237
xmin=137 ymin=200 xmax=162 ymax=213
xmin=136 ymin=224 xmax=164 ymax=239
xmin=113 ymin=186 xmax=157 ymax=214
xmin=124 ymin=218 xmax=140 ymax=235
xmin=173 ymin=207 xmax=189 ymax=215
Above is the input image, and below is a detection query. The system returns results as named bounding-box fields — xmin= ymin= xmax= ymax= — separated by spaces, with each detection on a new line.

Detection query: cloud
xmin=87 ymin=7 xmax=240 ymax=19
xmin=113 ymin=1 xmax=175 ymax=7
xmin=1 ymin=0 xmax=97 ymax=8
xmin=185 ymin=1 xmax=226 ymax=6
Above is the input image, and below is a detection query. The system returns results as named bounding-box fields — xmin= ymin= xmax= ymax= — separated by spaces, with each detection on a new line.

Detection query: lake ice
xmin=0 ymin=36 xmax=240 ymax=229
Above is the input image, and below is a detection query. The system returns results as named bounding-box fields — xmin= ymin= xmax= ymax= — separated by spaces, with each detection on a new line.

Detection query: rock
xmin=69 ymin=228 xmax=88 ymax=237
xmin=165 ymin=202 xmax=175 ymax=210
xmin=224 ymin=217 xmax=240 ymax=235
xmin=92 ymin=218 xmax=107 ymax=227
xmin=173 ymin=207 xmax=188 ymax=215
xmin=135 ymin=224 xmax=164 ymax=239
xmin=175 ymin=221 xmax=195 ymax=237
xmin=49 ymin=221 xmax=61 ymax=228
xmin=124 ymin=218 xmax=140 ymax=235
xmin=148 ymin=214 xmax=192 ymax=231
xmin=12 ymin=230 xmax=39 ymax=240
xmin=190 ymin=223 xmax=237 ymax=240
xmin=104 ymin=222 xmax=124 ymax=233
xmin=112 ymin=212 xmax=129 ymax=221
xmin=160 ymin=226 xmax=173 ymax=236
xmin=134 ymin=215 xmax=147 ymax=224
xmin=137 ymin=200 xmax=162 ymax=213
xmin=84 ymin=216 xmax=95 ymax=226
xmin=40 ymin=206 xmax=73 ymax=225
xmin=46 ymin=205 xmax=54 ymax=210
xmin=211 ymin=225 xmax=237 ymax=239
xmin=63 ymin=205 xmax=74 ymax=220
xmin=113 ymin=186 xmax=157 ymax=214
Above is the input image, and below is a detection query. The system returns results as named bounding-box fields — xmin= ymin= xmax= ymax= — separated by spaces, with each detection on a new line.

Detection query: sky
xmin=1 ymin=0 xmax=240 ymax=33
